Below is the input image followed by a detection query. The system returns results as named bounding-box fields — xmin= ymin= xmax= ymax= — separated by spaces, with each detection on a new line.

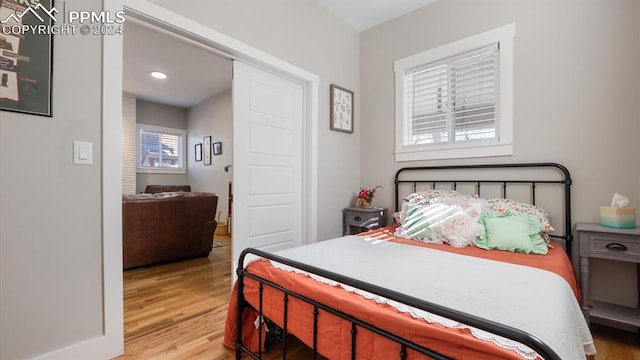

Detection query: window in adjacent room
xmin=394 ymin=23 xmax=515 ymax=161
xmin=136 ymin=124 xmax=187 ymax=174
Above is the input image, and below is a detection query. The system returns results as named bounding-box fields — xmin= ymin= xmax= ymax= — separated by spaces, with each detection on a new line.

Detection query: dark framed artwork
xmin=203 ymin=136 xmax=212 ymax=165
xmin=213 ymin=141 xmax=222 ymax=156
xmin=330 ymin=84 xmax=354 ymax=133
xmin=0 ymin=0 xmax=54 ymax=117
xmin=195 ymin=143 xmax=202 ymax=162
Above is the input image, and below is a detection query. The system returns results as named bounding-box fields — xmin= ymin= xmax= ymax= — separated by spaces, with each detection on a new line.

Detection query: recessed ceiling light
xmin=150 ymin=71 xmax=167 ymax=79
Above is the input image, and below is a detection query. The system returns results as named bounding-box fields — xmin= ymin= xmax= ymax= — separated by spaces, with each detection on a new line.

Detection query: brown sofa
xmin=122 ymin=192 xmax=218 ymax=270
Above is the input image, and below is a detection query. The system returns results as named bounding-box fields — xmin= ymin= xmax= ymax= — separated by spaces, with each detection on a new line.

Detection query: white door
xmin=232 ymin=61 xmax=304 ymax=275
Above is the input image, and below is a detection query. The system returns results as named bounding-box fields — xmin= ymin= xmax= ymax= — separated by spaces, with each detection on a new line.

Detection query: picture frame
xmin=195 ymin=143 xmax=202 ymax=162
xmin=203 ymin=136 xmax=212 ymax=165
xmin=213 ymin=142 xmax=222 ymax=156
xmin=330 ymin=84 xmax=354 ymax=133
xmin=0 ymin=0 xmax=54 ymax=117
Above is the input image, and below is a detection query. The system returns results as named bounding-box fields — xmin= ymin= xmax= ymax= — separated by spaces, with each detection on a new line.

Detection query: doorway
xmin=101 ymin=0 xmax=319 ymax=357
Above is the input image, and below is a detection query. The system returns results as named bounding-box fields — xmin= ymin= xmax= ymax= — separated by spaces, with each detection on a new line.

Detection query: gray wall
xmin=135 ymin=99 xmax=189 ymax=193
xmin=360 ymin=0 xmax=640 ymax=306
xmin=188 ymin=89 xmax=233 ymax=221
xmin=0 ymin=1 xmax=104 ymax=358
xmin=149 ymin=0 xmax=361 ymax=241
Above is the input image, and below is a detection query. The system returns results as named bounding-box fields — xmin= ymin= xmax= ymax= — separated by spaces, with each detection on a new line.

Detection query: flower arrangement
xmin=356 ymin=185 xmax=382 ymax=208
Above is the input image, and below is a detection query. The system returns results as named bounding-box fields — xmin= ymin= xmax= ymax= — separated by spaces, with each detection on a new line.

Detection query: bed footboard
xmin=234 ymin=248 xmax=562 ymax=360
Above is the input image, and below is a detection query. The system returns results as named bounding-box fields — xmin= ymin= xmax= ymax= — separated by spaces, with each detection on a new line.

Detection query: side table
xmin=576 ymin=222 xmax=640 ymax=328
xmin=342 ymin=207 xmax=388 ymax=236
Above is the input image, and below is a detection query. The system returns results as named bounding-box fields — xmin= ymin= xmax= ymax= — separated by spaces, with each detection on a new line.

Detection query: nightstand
xmin=577 ymin=222 xmax=640 ymax=328
xmin=342 ymin=207 xmax=388 ymax=236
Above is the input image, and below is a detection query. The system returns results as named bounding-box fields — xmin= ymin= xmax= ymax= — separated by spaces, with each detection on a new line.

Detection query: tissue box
xmin=600 ymin=207 xmax=636 ymax=229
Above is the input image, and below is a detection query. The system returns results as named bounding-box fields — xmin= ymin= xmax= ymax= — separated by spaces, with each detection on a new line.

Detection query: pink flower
xmin=357 ymin=185 xmax=382 ymax=201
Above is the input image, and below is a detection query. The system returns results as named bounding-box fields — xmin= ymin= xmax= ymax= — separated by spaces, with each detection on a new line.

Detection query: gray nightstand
xmin=576 ymin=222 xmax=640 ymax=328
xmin=342 ymin=207 xmax=388 ymax=236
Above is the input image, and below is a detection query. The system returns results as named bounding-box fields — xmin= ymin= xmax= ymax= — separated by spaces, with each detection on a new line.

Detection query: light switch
xmin=74 ymin=141 xmax=93 ymax=165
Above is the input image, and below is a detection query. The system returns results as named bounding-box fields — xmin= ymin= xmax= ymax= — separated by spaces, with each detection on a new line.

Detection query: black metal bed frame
xmin=235 ymin=163 xmax=573 ymax=360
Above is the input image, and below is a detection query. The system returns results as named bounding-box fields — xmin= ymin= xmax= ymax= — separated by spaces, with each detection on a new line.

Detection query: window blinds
xmin=140 ymin=130 xmax=181 ymax=168
xmin=406 ymin=43 xmax=499 ymax=145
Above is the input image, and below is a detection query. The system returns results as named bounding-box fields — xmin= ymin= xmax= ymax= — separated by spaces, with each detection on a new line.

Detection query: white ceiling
xmin=314 ymin=0 xmax=438 ymax=32
xmin=123 ymin=1 xmax=437 ymax=108
xmin=123 ymin=22 xmax=232 ymax=108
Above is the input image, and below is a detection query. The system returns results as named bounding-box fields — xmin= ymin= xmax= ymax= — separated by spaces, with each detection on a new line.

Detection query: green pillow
xmin=477 ymin=211 xmax=548 ymax=254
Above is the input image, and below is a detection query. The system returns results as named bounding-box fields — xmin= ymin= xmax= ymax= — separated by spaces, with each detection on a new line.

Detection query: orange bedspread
xmin=224 ymin=225 xmax=580 ymax=359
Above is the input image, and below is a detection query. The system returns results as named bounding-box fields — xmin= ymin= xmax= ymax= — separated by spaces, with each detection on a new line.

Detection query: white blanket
xmin=268 ymin=235 xmax=595 ymax=360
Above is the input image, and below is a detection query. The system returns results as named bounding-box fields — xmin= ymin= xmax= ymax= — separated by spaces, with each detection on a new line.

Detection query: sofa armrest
xmin=200 ymin=220 xmax=217 ymax=255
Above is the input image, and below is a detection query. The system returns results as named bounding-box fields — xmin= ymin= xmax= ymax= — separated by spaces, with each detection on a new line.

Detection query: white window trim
xmin=136 ymin=124 xmax=187 ymax=174
xmin=394 ymin=23 xmax=515 ymax=162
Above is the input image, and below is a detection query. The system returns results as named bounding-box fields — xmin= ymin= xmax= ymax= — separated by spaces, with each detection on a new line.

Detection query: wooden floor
xmin=116 ymin=236 xmax=640 ymax=359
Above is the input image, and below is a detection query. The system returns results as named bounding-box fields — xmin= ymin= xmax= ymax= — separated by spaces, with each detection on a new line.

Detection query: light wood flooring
xmin=117 ymin=236 xmax=639 ymax=359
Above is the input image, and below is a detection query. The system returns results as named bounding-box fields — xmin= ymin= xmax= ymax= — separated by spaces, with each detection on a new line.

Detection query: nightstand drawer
xmin=589 ymin=233 xmax=640 ymax=260
xmin=346 ymin=211 xmax=382 ymax=226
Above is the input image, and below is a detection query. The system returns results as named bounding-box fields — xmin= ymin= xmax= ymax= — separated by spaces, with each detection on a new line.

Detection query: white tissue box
xmin=600 ymin=207 xmax=636 ymax=229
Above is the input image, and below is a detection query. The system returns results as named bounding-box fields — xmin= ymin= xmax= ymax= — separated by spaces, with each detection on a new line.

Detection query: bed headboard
xmin=394 ymin=163 xmax=573 ymax=258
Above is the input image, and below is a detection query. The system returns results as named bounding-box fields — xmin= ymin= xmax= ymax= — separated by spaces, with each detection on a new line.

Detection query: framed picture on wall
xmin=213 ymin=142 xmax=222 ymax=155
xmin=330 ymin=84 xmax=354 ymax=133
xmin=0 ymin=0 xmax=54 ymax=117
xmin=203 ymin=136 xmax=212 ymax=165
xmin=195 ymin=143 xmax=202 ymax=162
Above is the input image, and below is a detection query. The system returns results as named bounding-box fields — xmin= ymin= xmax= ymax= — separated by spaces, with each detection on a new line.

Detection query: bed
xmin=223 ymin=163 xmax=595 ymax=360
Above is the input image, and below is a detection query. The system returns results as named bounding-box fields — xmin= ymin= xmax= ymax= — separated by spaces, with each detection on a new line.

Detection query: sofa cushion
xmin=144 ymin=184 xmax=191 ymax=194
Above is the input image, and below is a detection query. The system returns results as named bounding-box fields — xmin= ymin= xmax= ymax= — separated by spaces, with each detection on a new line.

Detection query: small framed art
xmin=330 ymin=84 xmax=354 ymax=133
xmin=195 ymin=143 xmax=202 ymax=162
xmin=203 ymin=136 xmax=212 ymax=165
xmin=213 ymin=142 xmax=222 ymax=156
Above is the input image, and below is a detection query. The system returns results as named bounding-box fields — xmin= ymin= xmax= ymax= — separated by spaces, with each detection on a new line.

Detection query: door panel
xmin=232 ymin=61 xmax=304 ymax=276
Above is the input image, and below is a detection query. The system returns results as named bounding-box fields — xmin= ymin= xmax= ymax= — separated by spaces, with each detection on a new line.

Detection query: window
xmin=136 ymin=124 xmax=187 ymax=174
xmin=394 ymin=23 xmax=515 ymax=161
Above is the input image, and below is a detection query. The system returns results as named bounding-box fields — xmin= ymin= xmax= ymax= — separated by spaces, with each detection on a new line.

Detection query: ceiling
xmin=123 ymin=0 xmax=437 ymax=108
xmin=123 ymin=22 xmax=232 ymax=108
xmin=314 ymin=0 xmax=438 ymax=32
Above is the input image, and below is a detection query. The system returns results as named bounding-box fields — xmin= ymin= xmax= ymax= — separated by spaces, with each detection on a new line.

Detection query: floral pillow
xmin=394 ymin=203 xmax=442 ymax=241
xmin=395 ymin=190 xmax=479 ymax=226
xmin=430 ymin=197 xmax=487 ymax=220
xmin=394 ymin=202 xmax=480 ymax=247
xmin=430 ymin=210 xmax=482 ymax=247
xmin=393 ymin=190 xmax=474 ymax=224
xmin=485 ymin=198 xmax=554 ymax=241
xmin=403 ymin=190 xmax=475 ymax=206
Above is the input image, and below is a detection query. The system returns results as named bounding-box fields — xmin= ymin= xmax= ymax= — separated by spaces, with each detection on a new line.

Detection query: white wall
xmin=360 ymin=0 xmax=640 ymax=306
xmin=188 ymin=89 xmax=233 ymax=221
xmin=135 ymin=99 xmax=189 ymax=193
xmin=0 ymin=1 xmax=104 ymax=359
xmin=148 ymin=0 xmax=361 ymax=241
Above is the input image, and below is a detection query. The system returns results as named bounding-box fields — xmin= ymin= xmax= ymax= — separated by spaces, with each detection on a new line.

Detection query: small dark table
xmin=342 ymin=207 xmax=388 ymax=236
